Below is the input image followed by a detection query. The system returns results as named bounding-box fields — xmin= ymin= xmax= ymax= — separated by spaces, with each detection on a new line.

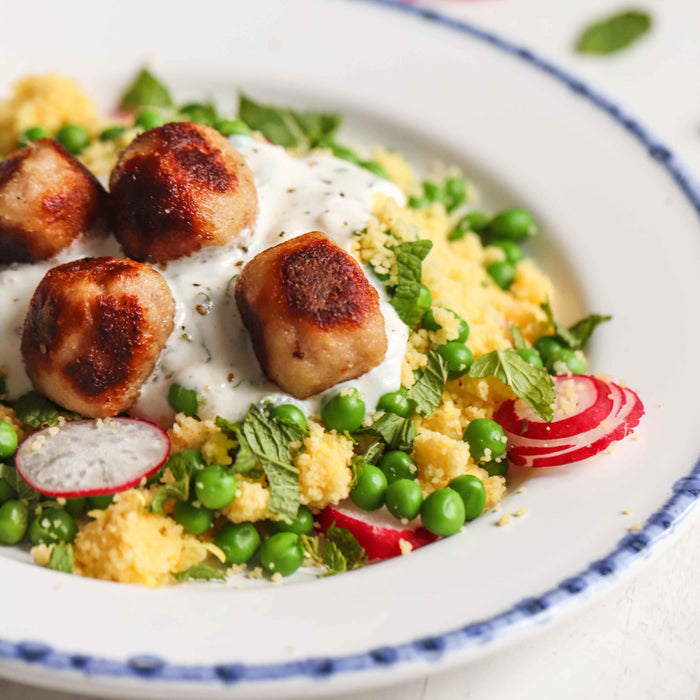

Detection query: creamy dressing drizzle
xmin=0 ymin=136 xmax=408 ymax=424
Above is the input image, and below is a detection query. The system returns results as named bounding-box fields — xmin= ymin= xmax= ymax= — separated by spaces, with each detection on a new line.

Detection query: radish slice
xmin=500 ymin=378 xmax=644 ymax=468
xmin=317 ymin=503 xmax=438 ymax=560
xmin=495 ymin=375 xmax=613 ymax=440
xmin=15 ymin=418 xmax=170 ymax=498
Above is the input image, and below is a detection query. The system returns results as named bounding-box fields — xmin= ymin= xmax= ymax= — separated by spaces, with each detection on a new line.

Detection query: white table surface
xmin=2 ymin=0 xmax=699 ymax=698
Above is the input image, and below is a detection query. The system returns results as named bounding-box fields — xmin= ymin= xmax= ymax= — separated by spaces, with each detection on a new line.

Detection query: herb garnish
xmin=150 ymin=452 xmax=193 ymax=515
xmin=173 ymin=564 xmax=226 ymax=583
xmin=407 ymin=350 xmax=448 ymax=417
xmin=10 ymin=391 xmax=76 ymax=429
xmin=0 ymin=463 xmax=40 ymax=508
xmin=367 ymin=413 xmax=417 ymax=453
xmin=541 ymin=300 xmax=612 ymax=350
xmin=388 ymin=239 xmax=433 ymax=328
xmin=47 ymin=544 xmax=74 ymax=574
xmin=469 ymin=348 xmax=555 ymax=421
xmin=576 ymin=10 xmax=651 ymax=55
xmin=238 ymin=93 xmax=341 ymax=150
xmin=300 ymin=524 xmax=367 ymax=577
xmin=119 ymin=68 xmax=173 ymax=110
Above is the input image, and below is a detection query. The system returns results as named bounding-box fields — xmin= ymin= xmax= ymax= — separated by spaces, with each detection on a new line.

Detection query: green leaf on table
xmin=407 ymin=350 xmax=448 ymax=417
xmin=173 ymin=564 xmax=226 ymax=583
xmin=119 ymin=67 xmax=173 ymax=109
xmin=469 ymin=348 xmax=555 ymax=421
xmin=576 ymin=11 xmax=651 ymax=55
xmin=388 ymin=239 xmax=433 ymax=328
xmin=238 ymin=93 xmax=341 ymax=149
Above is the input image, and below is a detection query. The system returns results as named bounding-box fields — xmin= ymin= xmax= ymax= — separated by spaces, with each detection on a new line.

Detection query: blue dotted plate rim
xmin=2 ymin=0 xmax=700 ymax=687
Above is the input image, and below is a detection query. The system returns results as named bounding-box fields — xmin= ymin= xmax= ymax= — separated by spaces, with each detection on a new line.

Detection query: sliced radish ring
xmin=15 ymin=418 xmax=170 ymax=498
xmin=317 ymin=503 xmax=438 ymax=561
xmin=495 ymin=375 xmax=613 ymax=441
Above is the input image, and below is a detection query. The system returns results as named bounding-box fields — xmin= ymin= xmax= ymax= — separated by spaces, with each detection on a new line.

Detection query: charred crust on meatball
xmin=0 ymin=139 xmax=107 ymax=264
xmin=109 ymin=121 xmax=256 ymax=263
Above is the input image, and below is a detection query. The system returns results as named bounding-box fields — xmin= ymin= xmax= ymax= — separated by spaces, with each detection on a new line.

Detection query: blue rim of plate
xmin=2 ymin=0 xmax=700 ymax=687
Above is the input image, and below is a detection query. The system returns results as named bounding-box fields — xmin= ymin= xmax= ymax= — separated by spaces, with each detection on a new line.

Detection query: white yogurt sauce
xmin=0 ymin=136 xmax=408 ymax=424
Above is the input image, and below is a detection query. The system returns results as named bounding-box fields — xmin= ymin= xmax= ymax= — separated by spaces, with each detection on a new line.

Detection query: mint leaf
xmin=577 ymin=11 xmax=651 ymax=55
xmin=388 ymin=239 xmax=433 ymax=328
xmin=325 ymin=524 xmax=366 ymax=570
xmin=238 ymin=93 xmax=341 ymax=149
xmin=215 ymin=416 xmax=258 ymax=474
xmin=469 ymin=348 xmax=555 ymax=421
xmin=541 ymin=300 xmax=611 ymax=350
xmin=367 ymin=413 xmax=417 ymax=452
xmin=150 ymin=451 xmax=192 ymax=514
xmin=407 ymin=350 xmax=448 ymax=417
xmin=119 ymin=68 xmax=173 ymax=109
xmin=0 ymin=463 xmax=40 ymax=508
xmin=173 ymin=564 xmax=226 ymax=583
xmin=47 ymin=544 xmax=73 ymax=573
xmin=362 ymin=440 xmax=384 ymax=466
xmin=321 ymin=539 xmax=348 ymax=575
xmin=10 ymin=391 xmax=76 ymax=429
xmin=299 ymin=533 xmax=323 ymax=567
xmin=509 ymin=326 xmax=527 ymax=350
xmin=240 ymin=405 xmax=303 ymax=523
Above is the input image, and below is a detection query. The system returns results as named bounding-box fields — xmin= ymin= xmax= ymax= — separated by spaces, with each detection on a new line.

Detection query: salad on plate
xmin=0 ymin=69 xmax=643 ymax=586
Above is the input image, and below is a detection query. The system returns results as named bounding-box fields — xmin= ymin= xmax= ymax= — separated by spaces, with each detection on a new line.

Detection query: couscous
xmin=0 ymin=70 xmax=642 ymax=586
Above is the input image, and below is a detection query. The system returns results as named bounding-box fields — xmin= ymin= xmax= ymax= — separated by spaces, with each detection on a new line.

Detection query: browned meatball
xmin=21 ymin=256 xmax=175 ymax=417
xmin=235 ymin=231 xmax=387 ymax=399
xmin=0 ymin=139 xmax=106 ymax=264
xmin=109 ymin=121 xmax=257 ymax=263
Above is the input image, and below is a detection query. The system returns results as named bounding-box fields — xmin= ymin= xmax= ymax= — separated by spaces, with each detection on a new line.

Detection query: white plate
xmin=1 ymin=1 xmax=700 ymax=698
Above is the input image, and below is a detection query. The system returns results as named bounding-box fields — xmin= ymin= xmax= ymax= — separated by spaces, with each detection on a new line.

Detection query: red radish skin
xmin=495 ymin=375 xmax=613 ymax=440
xmin=15 ymin=418 xmax=170 ymax=498
xmin=318 ymin=503 xmax=438 ymax=560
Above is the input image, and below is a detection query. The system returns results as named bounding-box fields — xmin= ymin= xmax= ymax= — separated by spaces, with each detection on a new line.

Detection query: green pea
xmin=269 ymin=404 xmax=307 ymax=431
xmin=378 ymin=451 xmax=417 ymax=484
xmin=64 ymin=497 xmax=87 ymax=519
xmin=194 ymin=464 xmax=237 ymax=510
xmin=168 ymin=383 xmax=198 ymax=416
xmin=28 ymin=508 xmax=78 ymax=545
xmin=350 ymin=464 xmax=387 ymax=511
xmin=99 ymin=125 xmax=126 ymax=142
xmin=172 ymin=499 xmax=214 ymax=535
xmin=385 ymin=479 xmax=423 ymax=520
xmin=0 ymin=500 xmax=28 ymax=544
xmin=55 ymin=124 xmax=90 ymax=155
xmin=361 ymin=161 xmax=390 ymax=179
xmin=436 ymin=342 xmax=474 ymax=380
xmin=18 ymin=126 xmax=49 ymax=147
xmin=482 ymin=459 xmax=509 ymax=477
xmin=516 ymin=347 xmax=544 ymax=369
xmin=488 ymin=207 xmax=536 ymax=240
xmin=135 ymin=109 xmax=166 ymax=131
xmin=448 ymin=475 xmax=486 ymax=521
xmin=321 ymin=389 xmax=365 ymax=433
xmin=331 ymin=144 xmax=360 ymax=164
xmin=462 ymin=418 xmax=507 ymax=463
xmin=417 ymin=284 xmax=432 ymax=310
xmin=266 ymin=505 xmax=314 ymax=536
xmin=546 ymin=348 xmax=588 ymax=376
xmin=444 ymin=177 xmax=467 ymax=212
xmin=408 ymin=196 xmax=431 ymax=210
xmin=215 ymin=522 xmax=260 ymax=565
xmin=422 ymin=181 xmax=444 ymax=203
xmin=0 ymin=477 xmax=17 ymax=504
xmin=420 ymin=488 xmax=465 ymax=536
xmin=487 ymin=260 xmax=516 ymax=290
xmin=376 ymin=390 xmax=414 ymax=419
xmin=421 ymin=308 xmax=470 ymax=343
xmin=259 ymin=532 xmax=304 ymax=577
xmin=0 ymin=421 xmax=18 ymax=459
xmin=533 ymin=335 xmax=564 ymax=363
xmin=449 ymin=211 xmax=490 ymax=241
xmin=215 ymin=119 xmax=251 ymax=137
xmin=490 ymin=239 xmax=523 ymax=264
xmin=87 ymin=494 xmax=114 ymax=510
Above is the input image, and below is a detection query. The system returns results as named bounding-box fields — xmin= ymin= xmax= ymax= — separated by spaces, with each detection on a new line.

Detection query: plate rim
xmin=2 ymin=0 xmax=700 ymax=688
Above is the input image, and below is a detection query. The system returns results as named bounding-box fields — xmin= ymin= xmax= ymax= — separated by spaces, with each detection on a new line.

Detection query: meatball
xmin=0 ymin=139 xmax=106 ymax=264
xmin=235 ymin=231 xmax=387 ymax=399
xmin=109 ymin=121 xmax=257 ymax=263
xmin=21 ymin=256 xmax=175 ymax=417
